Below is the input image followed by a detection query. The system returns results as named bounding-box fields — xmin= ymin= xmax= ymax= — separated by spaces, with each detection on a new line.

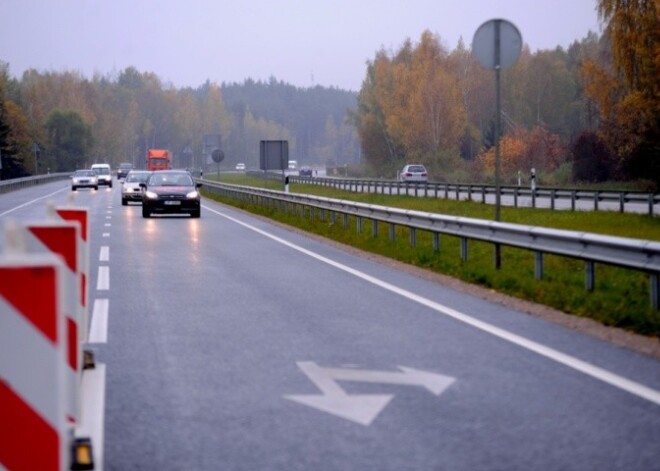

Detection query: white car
xmin=235 ymin=163 xmax=246 ymax=171
xmin=71 ymin=169 xmax=98 ymax=191
xmin=399 ymin=164 xmax=428 ymax=183
xmin=91 ymin=163 xmax=113 ymax=187
xmin=121 ymin=170 xmax=151 ymax=205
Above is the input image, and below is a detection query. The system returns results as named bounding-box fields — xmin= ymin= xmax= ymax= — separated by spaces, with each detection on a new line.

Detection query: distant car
xmin=140 ymin=170 xmax=202 ymax=218
xmin=71 ymin=169 xmax=98 ymax=191
xmin=117 ymin=162 xmax=133 ymax=179
xmin=235 ymin=163 xmax=246 ymax=171
xmin=121 ymin=170 xmax=151 ymax=205
xmin=91 ymin=163 xmax=113 ymax=187
xmin=299 ymin=166 xmax=313 ymax=177
xmin=399 ymin=164 xmax=428 ymax=183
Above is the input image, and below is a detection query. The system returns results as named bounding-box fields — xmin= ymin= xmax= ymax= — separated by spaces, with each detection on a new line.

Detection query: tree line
xmin=355 ymin=0 xmax=659 ymax=188
xmin=0 ymin=0 xmax=657 ymax=189
xmin=0 ymin=67 xmax=360 ymax=178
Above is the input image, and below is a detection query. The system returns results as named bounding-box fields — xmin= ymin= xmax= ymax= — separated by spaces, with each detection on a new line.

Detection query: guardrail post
xmin=372 ymin=220 xmax=379 ymax=238
xmin=409 ymin=227 xmax=416 ymax=247
xmin=594 ymin=191 xmax=600 ymax=211
xmin=357 ymin=216 xmax=363 ymax=234
xmin=482 ymin=186 xmax=486 ymax=204
xmin=433 ymin=233 xmax=440 ymax=252
xmin=571 ymin=191 xmax=576 ymax=211
xmin=513 ymin=187 xmax=518 ymax=207
xmin=619 ymin=193 xmax=625 ymax=213
xmin=649 ymin=194 xmax=654 ymax=217
xmin=585 ymin=261 xmax=595 ymax=292
xmin=331 ymin=211 xmax=336 ymax=225
xmin=550 ymin=190 xmax=556 ymax=210
xmin=650 ymin=273 xmax=659 ymax=310
xmin=444 ymin=183 xmax=449 ymax=200
xmin=532 ymin=189 xmax=536 ymax=208
xmin=455 ymin=184 xmax=460 ymax=201
xmin=535 ymin=251 xmax=544 ymax=280
xmin=460 ymin=237 xmax=468 ymax=262
xmin=389 ymin=223 xmax=396 ymax=242
xmin=468 ymin=185 xmax=473 ymax=201
xmin=342 ymin=214 xmax=349 ymax=229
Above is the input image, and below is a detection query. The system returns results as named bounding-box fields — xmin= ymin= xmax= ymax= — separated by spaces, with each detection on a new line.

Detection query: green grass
xmin=205 ymin=174 xmax=660 ymax=337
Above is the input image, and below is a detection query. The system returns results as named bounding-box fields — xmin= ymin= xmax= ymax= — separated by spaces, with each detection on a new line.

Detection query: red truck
xmin=146 ymin=149 xmax=171 ymax=171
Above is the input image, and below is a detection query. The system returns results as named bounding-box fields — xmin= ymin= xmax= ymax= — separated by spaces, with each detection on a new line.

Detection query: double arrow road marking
xmin=284 ymin=361 xmax=456 ymax=426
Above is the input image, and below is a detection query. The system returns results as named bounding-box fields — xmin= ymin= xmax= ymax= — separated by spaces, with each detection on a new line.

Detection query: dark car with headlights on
xmin=71 ymin=169 xmax=98 ymax=191
xmin=117 ymin=162 xmax=133 ymax=179
xmin=140 ymin=170 xmax=201 ymax=218
xmin=298 ymin=166 xmax=313 ymax=177
xmin=121 ymin=170 xmax=151 ymax=205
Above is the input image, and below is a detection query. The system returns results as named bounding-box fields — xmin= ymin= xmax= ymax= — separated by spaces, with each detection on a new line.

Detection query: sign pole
xmin=494 ymin=20 xmax=502 ymax=268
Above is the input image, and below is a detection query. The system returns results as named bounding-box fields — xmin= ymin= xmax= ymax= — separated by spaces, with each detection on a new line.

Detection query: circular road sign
xmin=472 ymin=19 xmax=522 ymax=70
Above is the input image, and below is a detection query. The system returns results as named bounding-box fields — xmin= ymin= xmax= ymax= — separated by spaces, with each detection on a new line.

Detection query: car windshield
xmin=149 ymin=173 xmax=193 ymax=186
xmin=94 ymin=168 xmax=110 ymax=175
xmin=407 ymin=166 xmax=426 ymax=173
xmin=126 ymin=172 xmax=150 ymax=183
xmin=75 ymin=170 xmax=95 ymax=176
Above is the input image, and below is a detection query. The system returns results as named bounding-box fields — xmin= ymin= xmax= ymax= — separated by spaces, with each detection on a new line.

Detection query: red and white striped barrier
xmin=18 ymin=220 xmax=84 ymax=425
xmin=0 ymin=254 xmax=69 ymax=471
xmin=54 ymin=206 xmax=90 ymax=343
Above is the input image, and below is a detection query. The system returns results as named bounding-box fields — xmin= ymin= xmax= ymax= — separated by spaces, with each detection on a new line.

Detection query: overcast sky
xmin=0 ymin=0 xmax=601 ymax=92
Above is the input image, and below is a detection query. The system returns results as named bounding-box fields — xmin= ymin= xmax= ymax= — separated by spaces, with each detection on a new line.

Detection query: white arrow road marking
xmin=284 ymin=361 xmax=455 ymax=426
xmin=205 ymin=206 xmax=660 ymax=407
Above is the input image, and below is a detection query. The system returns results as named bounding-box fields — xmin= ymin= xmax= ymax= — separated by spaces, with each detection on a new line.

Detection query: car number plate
xmin=164 ymin=201 xmax=181 ymax=205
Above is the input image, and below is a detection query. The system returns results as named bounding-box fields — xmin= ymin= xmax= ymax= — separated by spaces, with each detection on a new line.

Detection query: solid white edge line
xmin=0 ymin=186 xmax=68 ymax=217
xmin=88 ymin=299 xmax=108 ymax=344
xmin=202 ymin=204 xmax=660 ymax=406
xmin=96 ymin=266 xmax=109 ymax=290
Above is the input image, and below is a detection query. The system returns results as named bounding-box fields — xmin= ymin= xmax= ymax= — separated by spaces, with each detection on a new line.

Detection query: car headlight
xmin=186 ymin=190 xmax=200 ymax=199
xmin=145 ymin=190 xmax=159 ymax=199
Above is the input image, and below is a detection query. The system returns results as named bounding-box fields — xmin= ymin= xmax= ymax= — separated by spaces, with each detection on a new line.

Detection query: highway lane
xmin=1 ymin=181 xmax=660 ymax=470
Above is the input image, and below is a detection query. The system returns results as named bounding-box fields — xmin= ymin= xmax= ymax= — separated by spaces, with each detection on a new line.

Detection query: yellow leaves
xmin=477 ymin=126 xmax=565 ymax=180
xmin=362 ymin=31 xmax=466 ymax=166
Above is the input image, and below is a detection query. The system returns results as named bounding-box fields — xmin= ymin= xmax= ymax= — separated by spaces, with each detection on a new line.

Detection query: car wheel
xmin=121 ymin=198 xmax=127 ymax=206
xmin=191 ymin=210 xmax=200 ymax=218
xmin=142 ymin=207 xmax=150 ymax=218
xmin=109 ymin=183 xmax=113 ymax=188
xmin=94 ymin=186 xmax=98 ymax=190
xmin=72 ymin=186 xmax=76 ymax=191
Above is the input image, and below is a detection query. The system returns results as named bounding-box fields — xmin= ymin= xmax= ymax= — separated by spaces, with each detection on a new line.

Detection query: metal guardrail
xmin=0 ymin=173 xmax=70 ymax=194
xmin=288 ymin=176 xmax=660 ymax=216
xmin=202 ymin=179 xmax=660 ymax=309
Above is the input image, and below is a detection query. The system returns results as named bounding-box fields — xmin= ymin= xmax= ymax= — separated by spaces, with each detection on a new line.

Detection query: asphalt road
xmin=1 ymin=180 xmax=660 ymax=470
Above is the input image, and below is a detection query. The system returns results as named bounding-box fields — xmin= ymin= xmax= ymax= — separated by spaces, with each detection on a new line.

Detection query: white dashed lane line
xmin=89 ymin=299 xmax=109 ymax=343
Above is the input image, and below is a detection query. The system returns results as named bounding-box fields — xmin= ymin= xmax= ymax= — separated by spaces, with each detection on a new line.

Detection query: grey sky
xmin=0 ymin=0 xmax=601 ymax=92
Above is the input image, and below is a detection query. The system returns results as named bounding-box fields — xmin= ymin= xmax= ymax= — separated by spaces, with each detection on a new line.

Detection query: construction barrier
xmin=0 ymin=254 xmax=69 ymax=471
xmin=0 ymin=203 xmax=96 ymax=471
xmin=20 ymin=220 xmax=84 ymax=425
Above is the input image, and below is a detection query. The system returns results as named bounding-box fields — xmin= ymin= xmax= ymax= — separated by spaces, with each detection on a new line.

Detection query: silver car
xmin=399 ymin=164 xmax=429 ymax=183
xmin=121 ymin=170 xmax=151 ymax=205
xmin=71 ymin=169 xmax=98 ymax=191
